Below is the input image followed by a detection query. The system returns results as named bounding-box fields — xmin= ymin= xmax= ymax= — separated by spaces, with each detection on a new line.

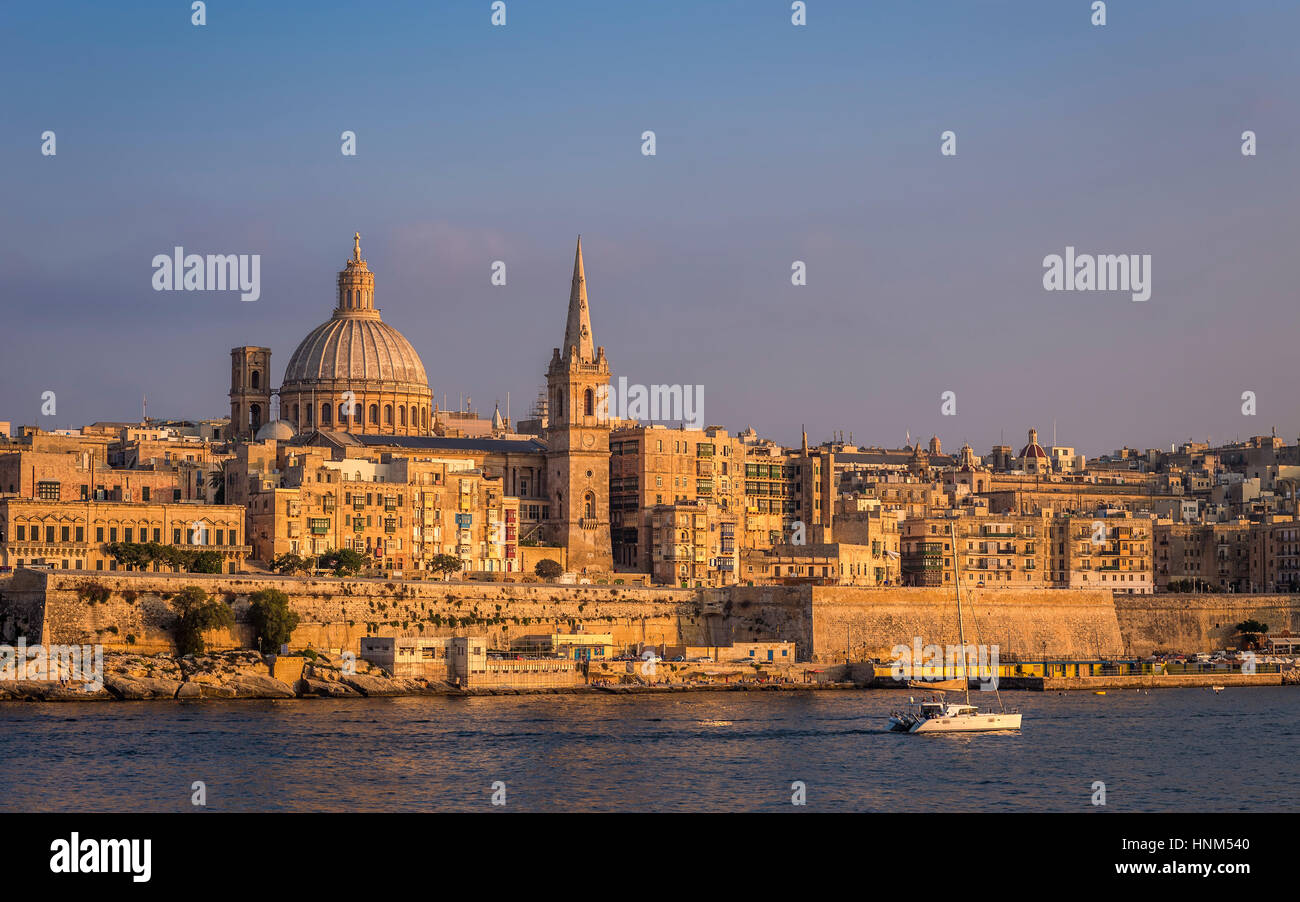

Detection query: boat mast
xmin=949 ymin=520 xmax=971 ymax=707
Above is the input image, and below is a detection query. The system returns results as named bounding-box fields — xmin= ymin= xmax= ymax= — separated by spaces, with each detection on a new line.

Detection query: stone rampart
xmin=4 ymin=571 xmax=1299 ymax=664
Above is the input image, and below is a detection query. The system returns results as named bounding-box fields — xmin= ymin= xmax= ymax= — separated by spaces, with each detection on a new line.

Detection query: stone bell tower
xmin=544 ymin=237 xmax=613 ymax=573
xmin=229 ymin=346 xmax=272 ymax=440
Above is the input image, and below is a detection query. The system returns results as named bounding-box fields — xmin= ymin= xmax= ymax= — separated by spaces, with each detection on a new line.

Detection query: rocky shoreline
xmin=3 ymin=650 xmax=1294 ymax=702
xmin=0 ymin=650 xmax=868 ymax=701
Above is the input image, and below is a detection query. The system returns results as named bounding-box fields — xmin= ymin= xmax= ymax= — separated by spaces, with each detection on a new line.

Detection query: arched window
xmin=368 ymin=404 xmax=379 ymax=425
xmin=384 ymin=404 xmax=393 ymax=425
xmin=250 ymin=370 xmax=260 ymax=389
xmin=292 ymin=404 xmax=300 ymax=425
xmin=249 ymin=404 xmax=261 ymax=430
xmin=584 ymin=388 xmax=594 ymax=417
xmin=339 ymin=403 xmax=349 ymax=423
xmin=554 ymin=388 xmax=564 ymax=419
xmin=584 ymin=492 xmax=596 ymax=519
xmin=399 ymin=406 xmax=406 ymax=427
xmin=305 ymin=405 xmax=313 ymax=425
xmin=421 ymin=407 xmax=428 ymax=430
xmin=411 ymin=405 xmax=418 ymax=428
xmin=321 ymin=404 xmax=332 ymax=425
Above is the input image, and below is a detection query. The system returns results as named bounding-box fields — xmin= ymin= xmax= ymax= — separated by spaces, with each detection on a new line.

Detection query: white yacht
xmin=887 ymin=521 xmax=1022 ymax=735
xmin=889 ymin=699 xmax=1022 ymax=733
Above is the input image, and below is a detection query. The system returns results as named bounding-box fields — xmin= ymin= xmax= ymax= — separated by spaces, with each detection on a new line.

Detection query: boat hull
xmin=909 ymin=712 xmax=1022 ymax=733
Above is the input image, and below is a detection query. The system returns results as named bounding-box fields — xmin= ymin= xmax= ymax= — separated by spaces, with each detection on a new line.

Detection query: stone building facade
xmin=0 ymin=497 xmax=247 ymax=573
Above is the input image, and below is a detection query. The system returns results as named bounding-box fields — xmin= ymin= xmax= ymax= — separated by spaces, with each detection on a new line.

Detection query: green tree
xmin=1234 ymin=619 xmax=1269 ymax=650
xmin=189 ymin=550 xmax=223 ymax=573
xmin=429 ymin=554 xmax=463 ymax=581
xmin=318 ymin=547 xmax=368 ymax=577
xmin=171 ymin=585 xmax=234 ymax=656
xmin=207 ymin=468 xmax=225 ymax=504
xmin=247 ymin=588 xmax=300 ymax=653
xmin=534 ymin=558 xmax=563 ymax=580
xmin=103 ymin=541 xmax=152 ymax=571
xmin=271 ymin=552 xmax=313 ymax=576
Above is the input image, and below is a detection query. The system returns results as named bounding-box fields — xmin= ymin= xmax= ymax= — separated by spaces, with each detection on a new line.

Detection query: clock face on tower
xmin=581 ymin=433 xmax=595 ymax=449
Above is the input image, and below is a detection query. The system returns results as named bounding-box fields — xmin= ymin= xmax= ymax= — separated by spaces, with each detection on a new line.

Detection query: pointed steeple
xmin=562 ymin=235 xmax=595 ymax=363
xmin=491 ymin=402 xmax=504 ymax=432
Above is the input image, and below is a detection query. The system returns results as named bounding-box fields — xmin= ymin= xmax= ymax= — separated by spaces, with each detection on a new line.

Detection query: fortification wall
xmin=4 ymin=571 xmax=703 ymax=655
xmin=807 ymin=587 xmax=1124 ymax=663
xmin=5 ymin=570 xmax=1298 ymax=663
xmin=1113 ymin=594 xmax=1300 ymax=656
xmin=0 ymin=570 xmax=49 ymax=643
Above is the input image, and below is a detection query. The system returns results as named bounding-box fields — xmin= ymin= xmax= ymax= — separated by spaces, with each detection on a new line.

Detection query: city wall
xmin=806 ymin=586 xmax=1125 ymax=663
xmin=0 ymin=570 xmax=706 ymax=655
xmin=3 ymin=570 xmax=1299 ymax=663
xmin=1112 ymin=594 xmax=1300 ymax=657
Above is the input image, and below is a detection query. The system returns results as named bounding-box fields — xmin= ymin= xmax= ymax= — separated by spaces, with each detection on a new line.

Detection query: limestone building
xmin=0 ymin=497 xmax=247 ymax=573
xmin=223 ymin=233 xmax=614 ymax=575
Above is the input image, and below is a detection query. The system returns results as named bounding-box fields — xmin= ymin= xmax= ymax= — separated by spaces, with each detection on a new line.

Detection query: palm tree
xmin=207 ymin=468 xmax=225 ymax=504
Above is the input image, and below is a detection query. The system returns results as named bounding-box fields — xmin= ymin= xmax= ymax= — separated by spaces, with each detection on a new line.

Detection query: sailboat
xmin=888 ymin=522 xmax=1023 ymax=734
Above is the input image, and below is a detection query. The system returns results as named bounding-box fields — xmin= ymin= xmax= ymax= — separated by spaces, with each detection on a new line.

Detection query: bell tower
xmin=230 ymin=346 xmax=272 ymax=440
xmin=545 ymin=237 xmax=613 ymax=573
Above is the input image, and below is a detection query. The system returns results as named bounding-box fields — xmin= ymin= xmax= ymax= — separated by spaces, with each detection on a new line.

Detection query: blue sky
xmin=3 ymin=0 xmax=1298 ymax=454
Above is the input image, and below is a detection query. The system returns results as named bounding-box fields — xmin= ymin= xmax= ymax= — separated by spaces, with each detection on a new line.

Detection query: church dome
xmin=255 ymin=419 xmax=296 ymax=441
xmin=1019 ymin=427 xmax=1048 ymax=459
xmin=282 ymin=313 xmax=428 ymax=387
xmin=276 ymin=233 xmax=433 ymax=437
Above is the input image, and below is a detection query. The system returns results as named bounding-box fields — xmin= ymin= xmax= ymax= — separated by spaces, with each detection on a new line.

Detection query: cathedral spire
xmin=562 ymin=235 xmax=595 ymax=362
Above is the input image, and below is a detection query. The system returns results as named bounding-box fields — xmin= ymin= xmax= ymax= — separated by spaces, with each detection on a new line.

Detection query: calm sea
xmin=1 ymin=687 xmax=1295 ymax=812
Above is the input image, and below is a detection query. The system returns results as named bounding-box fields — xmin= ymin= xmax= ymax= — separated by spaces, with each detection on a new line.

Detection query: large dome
xmin=275 ymin=233 xmax=433 ymax=438
xmin=282 ymin=312 xmax=428 ymax=387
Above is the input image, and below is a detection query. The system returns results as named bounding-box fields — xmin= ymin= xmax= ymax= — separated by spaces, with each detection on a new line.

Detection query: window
xmin=15 ymin=525 xmax=24 ymax=540
xmin=369 ymin=404 xmax=379 ymax=425
xmin=96 ymin=527 xmax=104 ymax=542
xmin=75 ymin=526 xmax=84 ymax=542
xmin=37 ymin=481 xmax=60 ymax=501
